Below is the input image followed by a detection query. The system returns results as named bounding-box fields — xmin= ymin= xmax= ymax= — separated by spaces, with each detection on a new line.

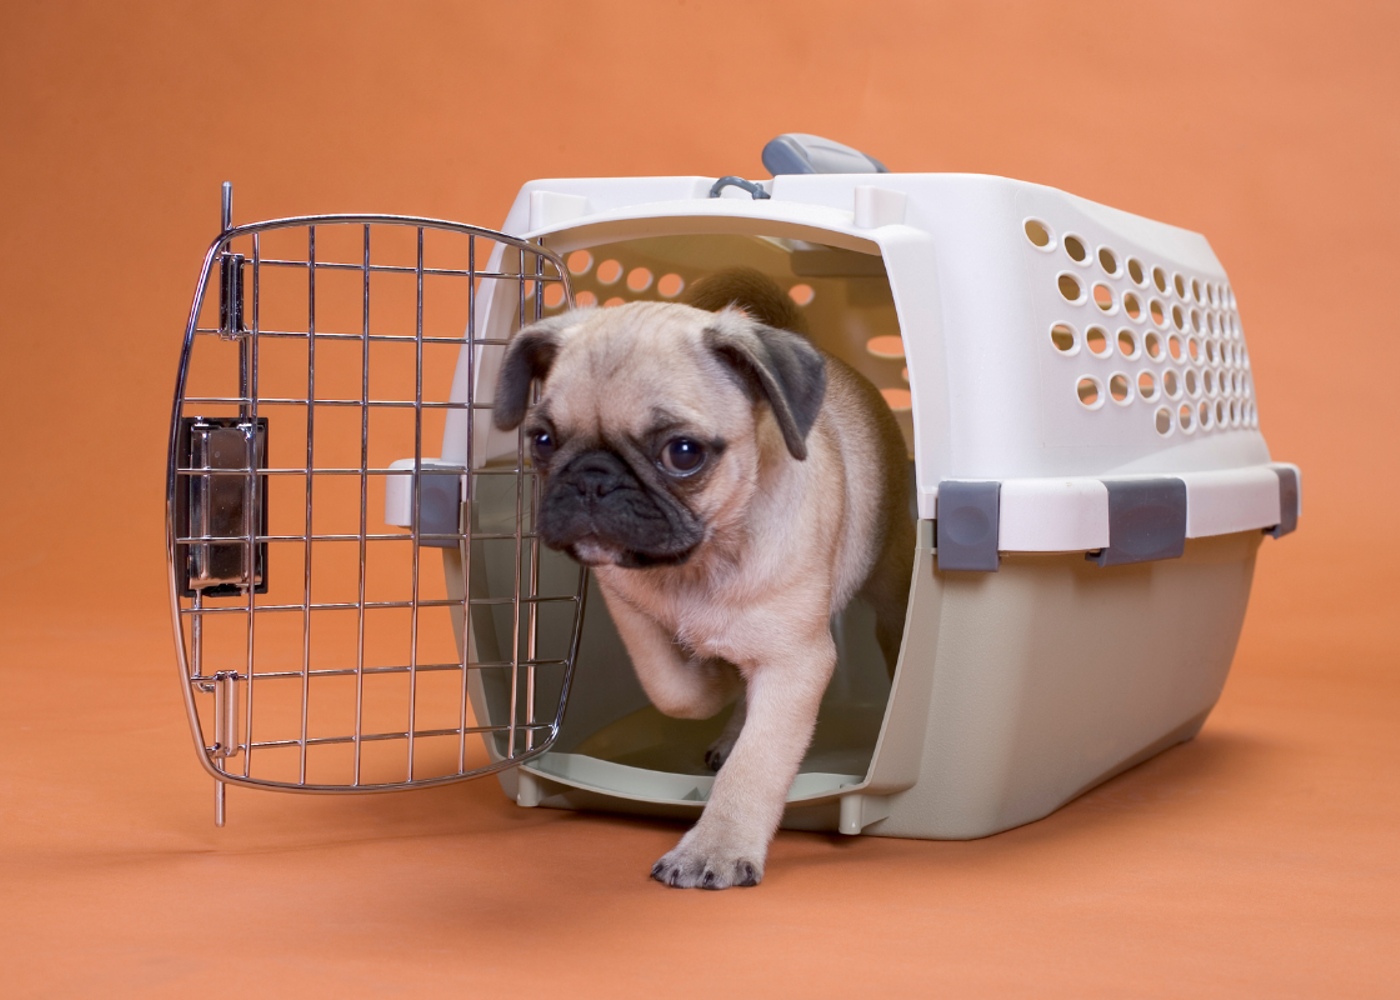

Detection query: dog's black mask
xmin=536 ymin=447 xmax=706 ymax=568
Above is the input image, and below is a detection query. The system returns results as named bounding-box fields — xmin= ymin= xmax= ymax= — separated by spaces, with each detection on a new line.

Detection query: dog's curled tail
xmin=683 ymin=267 xmax=809 ymax=335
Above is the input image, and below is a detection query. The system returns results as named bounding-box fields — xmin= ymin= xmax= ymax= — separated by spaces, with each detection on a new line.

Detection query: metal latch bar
xmin=177 ymin=416 xmax=269 ymax=596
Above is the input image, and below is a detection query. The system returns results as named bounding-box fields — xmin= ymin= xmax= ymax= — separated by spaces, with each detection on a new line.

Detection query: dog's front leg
xmin=600 ymin=587 xmax=739 ymax=720
xmin=651 ymin=630 xmax=837 ymax=889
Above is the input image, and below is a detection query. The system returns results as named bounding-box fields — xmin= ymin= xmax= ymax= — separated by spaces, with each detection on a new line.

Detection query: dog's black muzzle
xmin=536 ymin=448 xmax=704 ymax=567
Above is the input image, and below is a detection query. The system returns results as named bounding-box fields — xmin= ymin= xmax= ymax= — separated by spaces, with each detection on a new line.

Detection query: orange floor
xmin=3 ymin=3 xmax=1398 ymax=996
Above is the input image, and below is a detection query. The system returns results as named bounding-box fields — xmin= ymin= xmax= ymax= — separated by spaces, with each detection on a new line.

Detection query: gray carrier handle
xmin=762 ymin=133 xmax=889 ymax=176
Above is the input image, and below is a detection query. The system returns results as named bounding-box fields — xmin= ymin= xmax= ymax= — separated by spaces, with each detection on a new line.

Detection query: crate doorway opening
xmin=459 ymin=228 xmax=916 ymax=820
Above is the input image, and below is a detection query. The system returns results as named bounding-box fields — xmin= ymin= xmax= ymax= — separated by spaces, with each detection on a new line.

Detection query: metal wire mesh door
xmin=166 ymin=191 xmax=586 ymax=821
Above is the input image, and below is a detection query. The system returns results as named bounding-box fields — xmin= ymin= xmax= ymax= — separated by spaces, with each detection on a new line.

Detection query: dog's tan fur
xmin=493 ymin=271 xmax=912 ymax=888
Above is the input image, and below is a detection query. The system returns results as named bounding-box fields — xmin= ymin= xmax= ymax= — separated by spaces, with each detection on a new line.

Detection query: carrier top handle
xmin=761 ymin=133 xmax=888 ymax=176
xmin=221 ymin=181 xmax=233 ymax=233
xmin=711 ymin=134 xmax=887 ymax=199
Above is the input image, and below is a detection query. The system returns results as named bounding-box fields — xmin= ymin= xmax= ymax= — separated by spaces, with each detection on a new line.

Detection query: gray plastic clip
xmin=1268 ymin=467 xmax=1299 ymax=538
xmin=936 ymin=481 xmax=1001 ymax=572
xmin=415 ymin=469 xmax=465 ymax=549
xmin=1091 ymin=479 xmax=1187 ymax=567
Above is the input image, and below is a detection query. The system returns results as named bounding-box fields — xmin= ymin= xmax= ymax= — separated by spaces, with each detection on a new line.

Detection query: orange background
xmin=1 ymin=2 xmax=1396 ymax=996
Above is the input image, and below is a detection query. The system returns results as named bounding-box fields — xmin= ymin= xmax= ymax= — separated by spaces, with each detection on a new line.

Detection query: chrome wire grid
xmin=166 ymin=187 xmax=584 ymax=822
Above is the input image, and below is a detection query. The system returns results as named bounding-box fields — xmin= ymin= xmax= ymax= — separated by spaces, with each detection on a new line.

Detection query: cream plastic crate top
xmin=168 ymin=134 xmax=1299 ymax=841
xmin=463 ymin=166 xmax=1297 ymax=559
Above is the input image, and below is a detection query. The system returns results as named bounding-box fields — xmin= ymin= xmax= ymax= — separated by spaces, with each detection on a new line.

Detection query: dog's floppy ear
xmin=703 ymin=310 xmax=827 ymax=460
xmin=492 ymin=313 xmax=581 ymax=431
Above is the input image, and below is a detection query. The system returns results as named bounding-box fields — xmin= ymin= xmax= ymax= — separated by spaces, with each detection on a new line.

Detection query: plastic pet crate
xmin=167 ymin=136 xmax=1299 ymax=838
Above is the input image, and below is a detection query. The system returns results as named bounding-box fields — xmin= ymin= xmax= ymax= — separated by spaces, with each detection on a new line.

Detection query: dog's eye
xmin=530 ymin=430 xmax=556 ymax=463
xmin=660 ymin=438 xmax=706 ymax=476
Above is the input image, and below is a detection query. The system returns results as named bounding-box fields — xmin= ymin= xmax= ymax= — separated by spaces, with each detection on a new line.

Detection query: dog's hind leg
xmin=859 ymin=537 xmax=914 ymax=676
xmin=704 ymin=692 xmax=746 ymax=771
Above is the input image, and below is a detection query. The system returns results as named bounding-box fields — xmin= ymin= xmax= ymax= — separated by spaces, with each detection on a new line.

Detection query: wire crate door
xmin=166 ymin=215 xmax=586 ymax=806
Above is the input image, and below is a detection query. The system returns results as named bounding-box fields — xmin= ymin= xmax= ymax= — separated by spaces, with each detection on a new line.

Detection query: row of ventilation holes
xmin=542 ymin=250 xmax=818 ymax=310
xmin=544 ymin=251 xmax=913 ymax=414
xmin=1025 ymin=218 xmax=1257 ymax=436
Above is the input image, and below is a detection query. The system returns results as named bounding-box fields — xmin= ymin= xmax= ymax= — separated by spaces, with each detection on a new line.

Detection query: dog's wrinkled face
xmin=492 ymin=300 xmax=826 ymax=569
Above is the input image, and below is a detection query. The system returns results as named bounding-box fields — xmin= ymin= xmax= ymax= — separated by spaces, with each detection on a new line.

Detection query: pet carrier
xmin=168 ymin=136 xmax=1299 ymax=837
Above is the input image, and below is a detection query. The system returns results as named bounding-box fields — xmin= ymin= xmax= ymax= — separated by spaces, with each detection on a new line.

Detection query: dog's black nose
xmin=560 ymin=450 xmax=629 ymax=498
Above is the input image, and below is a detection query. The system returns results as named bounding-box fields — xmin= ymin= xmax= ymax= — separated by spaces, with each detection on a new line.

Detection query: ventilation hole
xmin=1178 ymin=404 xmax=1194 ymax=431
xmin=1077 ymin=376 xmax=1102 ymax=408
xmin=603 ymin=296 xmax=625 ymax=307
xmin=1092 ymin=283 xmax=1115 ymax=312
xmin=657 ymin=273 xmax=685 ymax=298
xmin=1144 ymin=331 xmax=1163 ymax=361
xmin=1150 ymin=299 xmax=1166 ymax=326
xmin=1187 ymin=337 xmax=1200 ymax=363
xmin=1229 ymin=400 xmax=1239 ymax=425
xmin=1216 ymin=400 xmax=1227 ymax=425
xmin=626 ymin=267 xmax=654 ymax=293
xmin=1208 ymin=283 xmax=1219 ymax=307
xmin=1086 ymin=326 xmax=1110 ymax=356
xmin=1244 ymin=375 xmax=1253 ymax=397
xmin=1117 ymin=329 xmax=1137 ymax=358
xmin=1172 ymin=304 xmax=1185 ymax=331
xmin=1173 ymin=273 xmax=1187 ymax=299
xmin=866 ymin=335 xmax=906 ymax=359
xmin=1207 ymin=312 xmax=1219 ymax=336
xmin=1127 ymin=257 xmax=1146 ymax=285
xmin=1123 ymin=292 xmax=1142 ymax=320
xmin=1064 ymin=235 xmax=1088 ymax=263
xmin=1138 ymin=371 xmax=1157 ymax=399
xmin=1192 ymin=278 xmax=1202 ymax=303
xmin=1109 ymin=373 xmax=1131 ymax=404
xmin=1098 ymin=247 xmax=1119 ymax=275
xmin=543 ymin=283 xmax=567 ymax=308
xmin=1024 ymin=219 xmax=1053 ymax=248
xmin=567 ymin=250 xmax=594 ymax=275
xmin=1190 ymin=308 xmax=1202 ymax=332
xmin=1058 ymin=273 xmax=1084 ymax=303
xmin=1199 ymin=401 xmax=1213 ymax=429
xmin=1153 ymin=266 xmax=1168 ymax=293
xmin=1205 ymin=339 xmax=1217 ymax=364
xmin=1167 ymin=334 xmax=1183 ymax=361
xmin=1185 ymin=369 xmax=1199 ymax=396
xmin=1050 ymin=323 xmax=1077 ymax=354
xmin=881 ymin=387 xmax=912 ymax=412
xmin=1203 ymin=369 xmax=1215 ymax=395
xmin=575 ymin=290 xmax=598 ymax=308
xmin=1155 ymin=406 xmax=1173 ymax=435
xmin=596 ymin=259 xmax=624 ymax=285
xmin=1163 ymin=370 xmax=1180 ymax=397
xmin=789 ymin=283 xmax=815 ymax=306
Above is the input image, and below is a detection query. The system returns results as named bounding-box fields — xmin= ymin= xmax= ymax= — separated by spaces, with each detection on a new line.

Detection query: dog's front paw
xmin=650 ymin=839 xmax=763 ymax=889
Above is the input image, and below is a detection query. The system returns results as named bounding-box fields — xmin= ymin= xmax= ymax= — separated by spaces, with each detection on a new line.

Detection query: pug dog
xmin=492 ymin=268 xmax=913 ymax=888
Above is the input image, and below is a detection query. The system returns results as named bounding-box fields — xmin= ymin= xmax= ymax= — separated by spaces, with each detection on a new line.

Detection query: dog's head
xmin=491 ymin=299 xmax=826 ymax=568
